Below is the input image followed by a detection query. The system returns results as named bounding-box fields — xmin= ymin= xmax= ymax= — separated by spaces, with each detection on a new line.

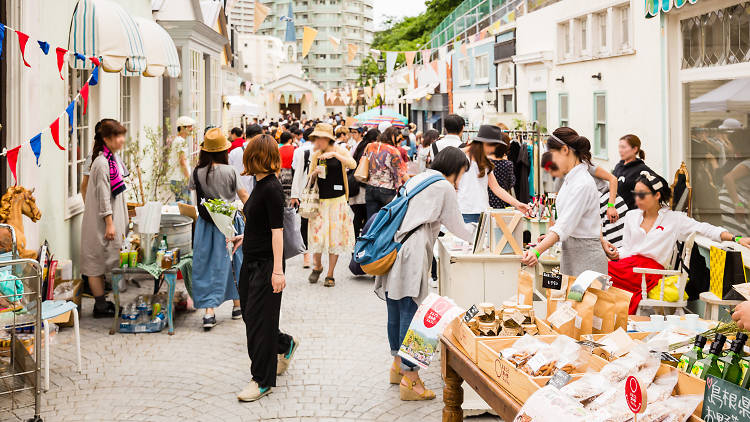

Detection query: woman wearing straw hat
xmin=190 ymin=128 xmax=249 ymax=330
xmin=307 ymin=123 xmax=357 ymax=287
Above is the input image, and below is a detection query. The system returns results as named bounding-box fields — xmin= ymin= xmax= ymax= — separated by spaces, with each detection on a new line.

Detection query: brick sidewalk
xmin=8 ymin=255 xmax=500 ymax=422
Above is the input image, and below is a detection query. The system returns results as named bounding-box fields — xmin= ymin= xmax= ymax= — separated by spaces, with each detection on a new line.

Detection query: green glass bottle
xmin=721 ymin=333 xmax=748 ymax=385
xmin=691 ymin=333 xmax=727 ymax=380
xmin=741 ymin=358 xmax=750 ymax=389
xmin=678 ymin=335 xmax=707 ymax=373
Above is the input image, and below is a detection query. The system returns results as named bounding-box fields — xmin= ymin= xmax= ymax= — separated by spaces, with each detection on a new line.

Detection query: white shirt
xmin=228 ymin=141 xmax=255 ymax=193
xmin=456 ymin=160 xmax=489 ymax=214
xmin=620 ymin=208 xmax=726 ymax=267
xmin=290 ymin=142 xmax=314 ymax=199
xmin=549 ymin=163 xmax=602 ymax=242
xmin=433 ymin=134 xmax=463 ymax=153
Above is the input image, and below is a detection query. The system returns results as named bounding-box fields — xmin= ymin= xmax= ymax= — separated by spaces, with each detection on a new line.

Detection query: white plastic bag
xmin=398 ymin=293 xmax=463 ymax=369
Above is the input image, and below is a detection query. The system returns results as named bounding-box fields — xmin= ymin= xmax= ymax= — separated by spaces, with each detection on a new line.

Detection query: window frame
xmin=559 ymin=93 xmax=569 ymax=127
xmin=474 ymin=53 xmax=489 ymax=84
xmin=210 ymin=57 xmax=221 ymax=127
xmin=458 ymin=57 xmax=471 ymax=86
xmin=65 ymin=68 xmax=91 ymax=218
xmin=593 ymin=91 xmax=607 ymax=158
xmin=618 ymin=4 xmax=631 ymax=52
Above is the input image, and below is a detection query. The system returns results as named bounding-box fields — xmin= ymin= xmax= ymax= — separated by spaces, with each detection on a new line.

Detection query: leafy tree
xmin=371 ymin=0 xmax=464 ymax=52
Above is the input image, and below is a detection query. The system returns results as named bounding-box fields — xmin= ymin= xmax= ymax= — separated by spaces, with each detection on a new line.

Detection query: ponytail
xmin=547 ymin=127 xmax=592 ymax=165
xmin=638 ymin=149 xmax=646 ymax=160
xmin=621 ymin=134 xmax=645 ymax=161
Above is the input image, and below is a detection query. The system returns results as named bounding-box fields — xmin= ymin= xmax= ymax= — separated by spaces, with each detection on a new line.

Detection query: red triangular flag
xmin=89 ymin=56 xmax=100 ymax=67
xmin=55 ymin=47 xmax=67 ymax=80
xmin=15 ymin=31 xmax=31 ymax=67
xmin=50 ymin=118 xmax=65 ymax=150
xmin=80 ymin=83 xmax=89 ymax=114
xmin=6 ymin=145 xmax=21 ymax=185
xmin=430 ymin=60 xmax=439 ymax=74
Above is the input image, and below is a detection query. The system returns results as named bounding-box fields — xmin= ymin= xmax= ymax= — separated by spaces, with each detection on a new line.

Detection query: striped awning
xmin=645 ymin=0 xmax=699 ymax=18
xmin=68 ymin=0 xmax=147 ymax=73
xmin=135 ymin=17 xmax=181 ymax=78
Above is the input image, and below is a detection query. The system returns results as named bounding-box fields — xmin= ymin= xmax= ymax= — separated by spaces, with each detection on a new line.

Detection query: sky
xmin=373 ymin=0 xmax=428 ymax=30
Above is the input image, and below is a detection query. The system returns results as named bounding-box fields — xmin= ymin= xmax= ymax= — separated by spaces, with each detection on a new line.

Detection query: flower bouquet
xmin=202 ymin=198 xmax=238 ymax=256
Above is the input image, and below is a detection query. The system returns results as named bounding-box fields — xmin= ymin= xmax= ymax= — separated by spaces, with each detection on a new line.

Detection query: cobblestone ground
xmin=7 ymin=255 xmax=501 ymax=422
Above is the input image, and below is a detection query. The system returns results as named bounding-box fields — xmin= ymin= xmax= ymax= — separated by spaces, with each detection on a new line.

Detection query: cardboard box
xmin=476 ymin=336 xmax=609 ymax=404
xmin=450 ymin=317 xmax=557 ymax=363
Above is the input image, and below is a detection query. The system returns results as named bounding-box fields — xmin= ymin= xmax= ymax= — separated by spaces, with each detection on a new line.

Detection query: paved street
xmin=7 ymin=255 xmax=500 ymax=422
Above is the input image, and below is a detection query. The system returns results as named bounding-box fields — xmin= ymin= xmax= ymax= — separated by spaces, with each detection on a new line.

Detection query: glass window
xmin=503 ymin=94 xmax=514 ymax=113
xmin=597 ymin=12 xmax=607 ymax=52
xmin=66 ymin=68 xmax=91 ymax=215
xmin=474 ymin=54 xmax=489 ymax=81
xmin=120 ymin=77 xmax=132 ymax=135
xmin=561 ymin=21 xmax=571 ymax=57
xmin=579 ymin=17 xmax=588 ymax=52
xmin=620 ymin=5 xmax=630 ymax=50
xmin=559 ymin=93 xmax=569 ymax=127
xmin=459 ymin=58 xmax=470 ymax=85
xmin=211 ymin=57 xmax=221 ymax=127
xmin=594 ymin=92 xmax=607 ymax=157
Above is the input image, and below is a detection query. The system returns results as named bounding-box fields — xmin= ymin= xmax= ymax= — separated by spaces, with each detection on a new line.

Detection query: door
xmin=530 ymin=92 xmax=547 ymax=131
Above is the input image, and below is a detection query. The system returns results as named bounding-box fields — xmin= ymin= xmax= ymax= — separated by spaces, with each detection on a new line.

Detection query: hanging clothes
xmin=527 ymin=144 xmax=535 ymax=199
xmin=509 ymin=140 xmax=530 ymax=204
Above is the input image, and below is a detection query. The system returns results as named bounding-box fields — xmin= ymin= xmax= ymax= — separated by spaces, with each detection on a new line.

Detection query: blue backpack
xmin=353 ymin=173 xmax=445 ymax=275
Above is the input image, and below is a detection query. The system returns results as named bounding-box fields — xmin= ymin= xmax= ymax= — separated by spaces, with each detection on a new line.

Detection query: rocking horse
xmin=0 ymin=187 xmax=42 ymax=259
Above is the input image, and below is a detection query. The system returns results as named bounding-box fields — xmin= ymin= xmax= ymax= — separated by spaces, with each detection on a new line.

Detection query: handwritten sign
xmin=625 ymin=376 xmax=647 ymax=415
xmin=702 ymin=375 xmax=750 ymax=422
xmin=543 ymin=272 xmax=563 ymax=290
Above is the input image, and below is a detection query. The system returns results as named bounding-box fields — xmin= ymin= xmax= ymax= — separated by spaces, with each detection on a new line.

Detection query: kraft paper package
xmin=608 ymin=287 xmax=632 ymax=331
xmin=546 ymin=274 xmax=572 ymax=317
xmin=399 ymin=293 xmax=463 ymax=369
xmin=570 ymin=292 xmax=597 ymax=340
xmin=547 ymin=301 xmax=577 ymax=338
xmin=586 ymin=288 xmax=616 ymax=335
xmin=517 ymin=270 xmax=534 ymax=306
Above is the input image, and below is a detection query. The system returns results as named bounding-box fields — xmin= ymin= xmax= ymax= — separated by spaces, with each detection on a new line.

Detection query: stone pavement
xmin=7 ymin=255 xmax=502 ymax=422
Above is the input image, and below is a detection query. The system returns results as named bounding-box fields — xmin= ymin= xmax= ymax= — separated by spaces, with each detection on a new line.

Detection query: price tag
xmin=542 ymin=272 xmax=563 ymax=290
xmin=660 ymin=352 xmax=680 ymax=363
xmin=546 ymin=369 xmax=573 ymax=389
xmin=576 ymin=339 xmax=606 ymax=349
xmin=463 ymin=305 xmax=479 ymax=323
xmin=625 ymin=376 xmax=647 ymax=417
xmin=511 ymin=309 xmax=526 ymax=326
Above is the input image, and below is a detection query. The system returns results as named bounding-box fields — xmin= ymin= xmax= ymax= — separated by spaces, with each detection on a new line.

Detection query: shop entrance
xmin=281 ymin=103 xmax=301 ymax=119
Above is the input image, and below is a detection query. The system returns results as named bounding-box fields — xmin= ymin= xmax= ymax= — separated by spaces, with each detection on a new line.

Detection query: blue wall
xmin=452 ymin=41 xmax=496 ymax=92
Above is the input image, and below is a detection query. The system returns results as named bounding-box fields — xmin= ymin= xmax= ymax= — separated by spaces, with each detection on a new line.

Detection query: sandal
xmin=389 ymin=363 xmax=404 ymax=384
xmin=323 ymin=277 xmax=335 ymax=287
xmin=308 ymin=268 xmax=323 ymax=284
xmin=399 ymin=377 xmax=436 ymax=401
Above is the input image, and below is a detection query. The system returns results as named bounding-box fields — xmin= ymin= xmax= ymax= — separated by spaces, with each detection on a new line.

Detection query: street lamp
xmin=377 ymin=58 xmax=385 ymax=116
xmin=484 ymin=88 xmax=497 ymax=110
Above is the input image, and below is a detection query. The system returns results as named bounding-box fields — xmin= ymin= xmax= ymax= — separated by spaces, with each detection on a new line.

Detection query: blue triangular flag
xmin=89 ymin=65 xmax=99 ymax=86
xmin=66 ymin=100 xmax=76 ymax=134
xmin=37 ymin=40 xmax=49 ymax=55
xmin=29 ymin=133 xmax=41 ymax=166
xmin=0 ymin=26 xmax=5 ymax=59
xmin=74 ymin=52 xmax=86 ymax=63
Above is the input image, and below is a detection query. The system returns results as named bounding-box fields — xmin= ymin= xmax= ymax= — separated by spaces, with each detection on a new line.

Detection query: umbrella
xmin=363 ymin=115 xmax=406 ymax=128
xmin=353 ymin=107 xmax=408 ymax=123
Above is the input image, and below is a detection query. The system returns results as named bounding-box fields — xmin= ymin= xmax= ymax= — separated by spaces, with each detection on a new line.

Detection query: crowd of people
xmin=76 ymin=110 xmax=750 ymax=404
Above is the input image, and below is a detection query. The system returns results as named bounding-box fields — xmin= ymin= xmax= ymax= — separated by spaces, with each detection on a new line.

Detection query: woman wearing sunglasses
xmin=604 ymin=171 xmax=750 ymax=314
xmin=521 ymin=128 xmax=608 ymax=276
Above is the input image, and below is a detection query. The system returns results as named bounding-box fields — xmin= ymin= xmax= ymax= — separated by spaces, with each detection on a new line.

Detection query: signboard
xmin=702 ymin=375 xmax=750 ymax=422
xmin=542 ymin=272 xmax=563 ymax=290
xmin=625 ymin=376 xmax=647 ymax=415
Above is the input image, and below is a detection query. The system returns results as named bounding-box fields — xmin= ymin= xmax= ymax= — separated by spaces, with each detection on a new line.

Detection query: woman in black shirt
xmin=613 ymin=134 xmax=654 ymax=210
xmin=231 ymin=134 xmax=297 ymax=403
xmin=306 ymin=123 xmax=357 ymax=287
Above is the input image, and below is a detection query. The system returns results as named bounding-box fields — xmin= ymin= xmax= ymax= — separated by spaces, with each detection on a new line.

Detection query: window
xmin=681 ymin=3 xmax=750 ymax=69
xmin=474 ymin=54 xmax=489 ymax=83
xmin=65 ymin=68 xmax=91 ymax=216
xmin=503 ymin=94 xmax=514 ymax=113
xmin=190 ymin=49 xmax=204 ymax=133
xmin=458 ymin=58 xmax=470 ymax=85
xmin=596 ymin=12 xmax=608 ymax=53
xmin=211 ymin=57 xmax=221 ymax=127
xmin=594 ymin=92 xmax=607 ymax=157
xmin=120 ymin=77 xmax=132 ymax=136
xmin=578 ymin=16 xmax=588 ymax=54
xmin=559 ymin=93 xmax=569 ymax=127
xmin=559 ymin=21 xmax=571 ymax=59
xmin=618 ymin=5 xmax=630 ymax=51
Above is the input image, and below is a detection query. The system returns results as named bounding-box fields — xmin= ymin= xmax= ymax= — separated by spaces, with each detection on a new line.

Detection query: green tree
xmin=372 ymin=0 xmax=465 ymax=52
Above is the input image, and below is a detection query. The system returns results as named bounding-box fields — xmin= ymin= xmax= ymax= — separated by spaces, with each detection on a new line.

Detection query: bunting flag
xmin=430 ymin=60 xmax=439 ymax=75
xmin=421 ymin=49 xmax=430 ymax=64
xmin=49 ymin=118 xmax=65 ymax=150
xmin=303 ymin=92 xmax=311 ymax=103
xmin=65 ymin=100 xmax=75 ymax=134
xmin=347 ymin=43 xmax=358 ymax=63
xmin=439 ymin=46 xmax=447 ymax=61
xmin=254 ymin=1 xmax=270 ymax=33
xmin=29 ymin=133 xmax=41 ymax=166
xmin=351 ymin=87 xmax=358 ymax=104
xmin=55 ymin=47 xmax=67 ymax=80
xmin=89 ymin=65 xmax=99 ymax=86
xmin=37 ymin=40 xmax=49 ymax=55
xmin=385 ymin=51 xmax=397 ymax=75
xmin=6 ymin=146 xmax=21 ymax=185
xmin=80 ymin=83 xmax=90 ymax=114
xmin=89 ymin=56 xmax=100 ymax=67
xmin=364 ymin=85 xmax=373 ymax=100
xmin=461 ymin=41 xmax=468 ymax=57
xmin=0 ymin=26 xmax=5 ymax=59
xmin=329 ymin=36 xmax=340 ymax=50
xmin=370 ymin=49 xmax=380 ymax=60
xmin=404 ymin=51 xmax=416 ymax=70
xmin=301 ymin=26 xmax=317 ymax=59
xmin=479 ymin=28 xmax=488 ymax=40
xmin=74 ymin=52 xmax=86 ymax=62
xmin=15 ymin=30 xmax=31 ymax=67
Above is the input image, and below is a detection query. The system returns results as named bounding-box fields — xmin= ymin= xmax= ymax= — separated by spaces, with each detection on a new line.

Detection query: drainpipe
xmin=660 ymin=12 xmax=669 ymax=175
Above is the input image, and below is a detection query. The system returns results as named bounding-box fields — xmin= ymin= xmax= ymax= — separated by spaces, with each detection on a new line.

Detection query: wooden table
xmin=440 ymin=333 xmax=521 ymax=422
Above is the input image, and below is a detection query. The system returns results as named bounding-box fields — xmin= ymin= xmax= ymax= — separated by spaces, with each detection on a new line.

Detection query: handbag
xmin=298 ymin=176 xmax=320 ymax=219
xmin=347 ymin=170 xmax=361 ymax=198
xmin=709 ymin=245 xmax=748 ymax=299
xmin=283 ymin=206 xmax=306 ymax=260
xmin=354 ymin=144 xmax=375 ymax=183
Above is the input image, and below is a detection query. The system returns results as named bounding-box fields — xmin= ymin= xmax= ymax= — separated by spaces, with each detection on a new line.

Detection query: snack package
xmin=547 ymin=274 xmax=572 ymax=316
xmin=560 ymin=372 xmax=611 ymax=405
xmin=551 ymin=335 xmax=589 ymax=373
xmin=547 ymin=301 xmax=577 ymax=338
xmin=399 ymin=293 xmax=463 ymax=369
xmin=598 ymin=344 xmax=661 ymax=384
xmin=513 ymin=386 xmax=591 ymax=422
xmin=597 ymin=328 xmax=638 ymax=358
xmin=608 ymin=287 xmax=633 ymax=331
xmin=567 ymin=271 xmax=609 ymax=301
xmin=587 ymin=287 xmax=616 ymax=334
xmin=571 ymin=293 xmax=597 ymax=339
xmin=639 ymin=394 xmax=703 ymax=422
xmin=647 ymin=370 xmax=679 ymax=404
xmin=501 ymin=334 xmax=550 ymax=367
xmin=517 ymin=270 xmax=534 ymax=306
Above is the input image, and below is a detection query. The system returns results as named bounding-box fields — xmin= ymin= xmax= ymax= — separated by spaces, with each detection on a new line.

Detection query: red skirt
xmin=608 ymin=255 xmax=664 ymax=314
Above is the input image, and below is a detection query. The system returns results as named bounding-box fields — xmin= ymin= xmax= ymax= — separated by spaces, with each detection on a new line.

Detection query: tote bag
xmin=283 ymin=207 xmax=306 ymax=259
xmin=354 ymin=143 xmax=378 ymax=183
xmin=298 ymin=177 xmax=320 ymax=219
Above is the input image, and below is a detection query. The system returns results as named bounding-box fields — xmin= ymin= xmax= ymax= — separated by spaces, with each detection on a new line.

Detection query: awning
xmin=428 ymin=114 xmax=442 ymax=124
xmin=225 ymin=96 xmax=261 ymax=116
xmin=135 ymin=17 xmax=181 ymax=77
xmin=690 ymin=78 xmax=750 ymax=112
xmin=68 ymin=0 xmax=147 ymax=73
xmin=645 ymin=0 xmax=700 ymax=18
xmin=403 ymin=82 xmax=439 ymax=101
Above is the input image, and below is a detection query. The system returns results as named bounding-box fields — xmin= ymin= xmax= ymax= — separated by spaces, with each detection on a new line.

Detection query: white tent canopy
xmin=690 ymin=78 xmax=750 ymax=112
xmin=225 ymin=96 xmax=261 ymax=116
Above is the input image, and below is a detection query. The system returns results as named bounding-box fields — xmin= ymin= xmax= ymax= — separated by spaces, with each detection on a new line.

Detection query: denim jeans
xmin=462 ymin=213 xmax=481 ymax=224
xmin=365 ymin=185 xmax=397 ymax=220
xmin=386 ymin=293 xmax=418 ymax=370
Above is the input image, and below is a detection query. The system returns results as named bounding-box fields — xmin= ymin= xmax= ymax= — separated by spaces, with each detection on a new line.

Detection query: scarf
xmin=102 ymin=145 xmax=126 ymax=197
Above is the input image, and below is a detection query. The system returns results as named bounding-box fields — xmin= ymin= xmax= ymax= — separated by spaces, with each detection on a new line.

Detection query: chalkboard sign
xmin=543 ymin=272 xmax=563 ymax=290
xmin=702 ymin=375 xmax=750 ymax=421
xmin=463 ymin=305 xmax=479 ymax=323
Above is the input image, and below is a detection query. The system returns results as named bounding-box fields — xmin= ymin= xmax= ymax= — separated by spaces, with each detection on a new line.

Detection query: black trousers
xmin=238 ymin=259 xmax=293 ymax=388
xmin=351 ymin=204 xmax=367 ymax=238
xmin=300 ymin=217 xmax=309 ymax=249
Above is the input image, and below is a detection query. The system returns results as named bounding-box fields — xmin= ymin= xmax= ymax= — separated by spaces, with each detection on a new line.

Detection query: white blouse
xmin=549 ymin=163 xmax=602 ymax=242
xmin=619 ymin=208 xmax=726 ymax=267
xmin=457 ymin=160 xmax=490 ymax=214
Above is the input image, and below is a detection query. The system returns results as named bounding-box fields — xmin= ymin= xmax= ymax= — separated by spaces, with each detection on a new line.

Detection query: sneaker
xmin=237 ymin=380 xmax=271 ymax=402
xmin=202 ymin=314 xmax=217 ymax=330
xmin=231 ymin=307 xmax=242 ymax=320
xmin=277 ymin=338 xmax=299 ymax=375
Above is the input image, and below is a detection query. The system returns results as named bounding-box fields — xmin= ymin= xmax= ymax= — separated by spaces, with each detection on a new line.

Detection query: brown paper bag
xmin=518 ymin=270 xmax=534 ymax=306
xmin=587 ymin=288 xmax=616 ymax=335
xmin=608 ymin=287 xmax=633 ymax=331
xmin=570 ymin=293 xmax=597 ymax=340
xmin=547 ymin=302 xmax=577 ymax=338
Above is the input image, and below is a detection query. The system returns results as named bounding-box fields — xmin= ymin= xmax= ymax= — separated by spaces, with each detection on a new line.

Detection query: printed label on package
xmin=546 ymin=370 xmax=573 ymax=389
xmin=543 ymin=272 xmax=563 ymax=290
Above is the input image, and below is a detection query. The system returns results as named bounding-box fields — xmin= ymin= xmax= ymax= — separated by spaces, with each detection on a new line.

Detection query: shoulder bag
xmin=283 ymin=206 xmax=306 ymax=259
xmin=298 ymin=175 xmax=320 ymax=219
xmin=355 ymin=143 xmax=379 ymax=183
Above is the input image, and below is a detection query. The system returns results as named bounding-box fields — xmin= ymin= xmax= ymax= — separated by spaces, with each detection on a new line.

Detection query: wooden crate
xmin=450 ymin=317 xmax=557 ymax=363
xmin=476 ymin=336 xmax=609 ymax=404
xmin=653 ymin=364 xmax=706 ymax=421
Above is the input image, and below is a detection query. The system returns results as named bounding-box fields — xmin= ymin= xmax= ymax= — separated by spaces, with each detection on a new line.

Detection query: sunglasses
xmin=631 ymin=190 xmax=653 ymax=199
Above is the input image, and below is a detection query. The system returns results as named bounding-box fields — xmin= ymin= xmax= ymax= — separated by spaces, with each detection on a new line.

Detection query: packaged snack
xmin=518 ymin=270 xmax=534 ymax=306
xmin=399 ymin=293 xmax=463 ymax=369
xmin=646 ymin=369 xmax=679 ymax=404
xmin=513 ymin=386 xmax=591 ymax=422
xmin=548 ymin=301 xmax=577 ymax=338
xmin=560 ymin=372 xmax=610 ymax=405
xmin=587 ymin=287 xmax=616 ymax=334
xmin=639 ymin=394 xmax=703 ymax=422
xmin=570 ymin=293 xmax=597 ymax=339
xmin=501 ymin=334 xmax=550 ymax=367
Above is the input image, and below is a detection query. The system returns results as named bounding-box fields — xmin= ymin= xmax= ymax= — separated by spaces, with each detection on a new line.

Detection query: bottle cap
xmin=730 ymin=339 xmax=745 ymax=354
xmin=736 ymin=332 xmax=749 ymax=346
xmin=695 ymin=335 xmax=707 ymax=349
xmin=710 ymin=333 xmax=727 ymax=355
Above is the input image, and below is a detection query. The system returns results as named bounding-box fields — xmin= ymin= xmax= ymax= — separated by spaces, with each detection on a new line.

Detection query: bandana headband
xmin=640 ymin=171 xmax=664 ymax=191
xmin=549 ymin=132 xmax=575 ymax=150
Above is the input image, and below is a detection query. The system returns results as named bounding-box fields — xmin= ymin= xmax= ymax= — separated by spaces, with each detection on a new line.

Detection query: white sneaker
xmin=237 ymin=380 xmax=271 ymax=402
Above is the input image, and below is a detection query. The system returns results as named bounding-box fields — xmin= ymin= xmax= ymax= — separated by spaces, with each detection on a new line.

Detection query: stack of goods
xmin=501 ymin=335 xmax=590 ymax=377
xmin=464 ymin=302 xmax=538 ymax=337
xmin=119 ymin=294 xmax=168 ymax=333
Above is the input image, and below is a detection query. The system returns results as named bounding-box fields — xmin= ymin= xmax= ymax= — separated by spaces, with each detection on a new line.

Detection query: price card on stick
xmin=625 ymin=376 xmax=647 ymax=420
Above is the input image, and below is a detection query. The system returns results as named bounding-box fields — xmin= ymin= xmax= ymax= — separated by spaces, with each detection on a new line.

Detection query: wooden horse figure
xmin=0 ymin=187 xmax=42 ymax=259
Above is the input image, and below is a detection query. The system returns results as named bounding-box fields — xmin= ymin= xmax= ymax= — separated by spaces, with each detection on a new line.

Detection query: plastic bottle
xmin=135 ymin=296 xmax=148 ymax=325
xmin=691 ymin=334 xmax=727 ymax=380
xmin=677 ymin=335 xmax=707 ymax=373
xmin=721 ymin=333 xmax=749 ymax=385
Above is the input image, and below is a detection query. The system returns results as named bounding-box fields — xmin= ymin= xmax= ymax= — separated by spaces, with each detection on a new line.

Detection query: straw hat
xmin=309 ymin=123 xmax=335 ymax=141
xmin=201 ymin=127 xmax=230 ymax=152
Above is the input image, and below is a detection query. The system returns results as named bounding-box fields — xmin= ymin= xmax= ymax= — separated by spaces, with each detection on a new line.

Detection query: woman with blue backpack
xmin=372 ymin=147 xmax=474 ymax=401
